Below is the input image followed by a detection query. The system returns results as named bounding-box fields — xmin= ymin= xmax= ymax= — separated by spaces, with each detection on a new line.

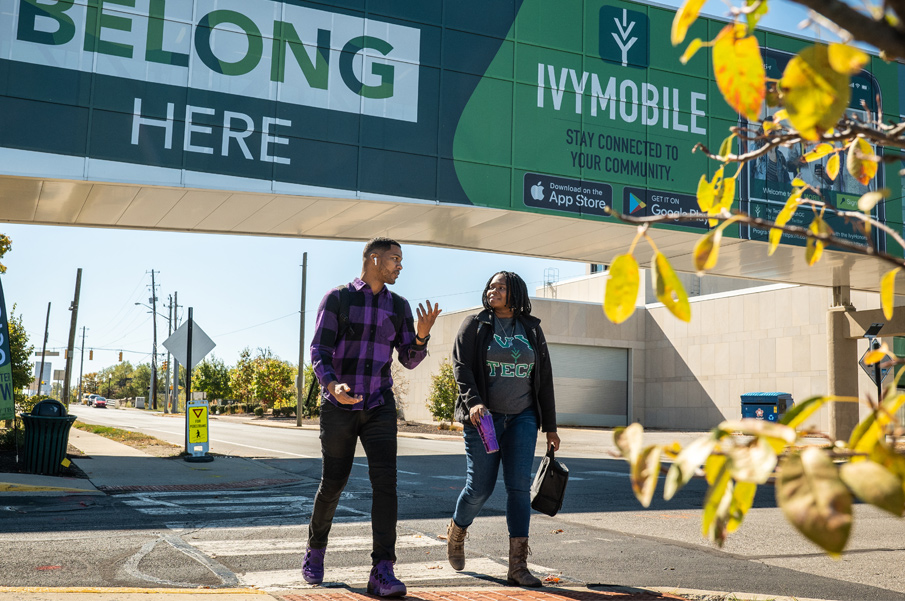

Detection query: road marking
xmin=352 ymin=461 xmax=417 ymax=475
xmin=240 ymin=557 xmax=557 ymax=590
xmin=194 ymin=534 xmax=442 ymax=557
xmin=579 ymin=470 xmax=663 ymax=479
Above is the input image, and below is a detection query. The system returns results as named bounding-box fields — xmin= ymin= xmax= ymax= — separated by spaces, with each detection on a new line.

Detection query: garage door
xmin=547 ymin=344 xmax=628 ymax=427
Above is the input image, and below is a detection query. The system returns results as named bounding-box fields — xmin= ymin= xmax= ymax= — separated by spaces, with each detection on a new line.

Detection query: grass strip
xmin=73 ymin=421 xmax=176 ymax=447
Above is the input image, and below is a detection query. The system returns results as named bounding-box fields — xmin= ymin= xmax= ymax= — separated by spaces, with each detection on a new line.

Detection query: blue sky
xmin=2 ymin=223 xmax=590 ymax=376
xmin=2 ymin=0 xmax=820 ymax=378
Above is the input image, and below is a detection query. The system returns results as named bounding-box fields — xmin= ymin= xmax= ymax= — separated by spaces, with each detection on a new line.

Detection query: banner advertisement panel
xmin=0 ymin=0 xmax=901 ymax=249
xmin=0 ymin=278 xmax=15 ymax=421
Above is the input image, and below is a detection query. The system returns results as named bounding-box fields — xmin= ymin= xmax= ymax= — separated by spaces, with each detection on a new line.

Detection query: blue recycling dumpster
xmin=740 ymin=392 xmax=793 ymax=422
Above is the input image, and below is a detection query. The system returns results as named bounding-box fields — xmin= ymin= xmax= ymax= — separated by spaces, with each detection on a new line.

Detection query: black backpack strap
xmin=336 ymin=285 xmax=355 ymax=341
xmin=389 ymin=291 xmax=405 ymax=338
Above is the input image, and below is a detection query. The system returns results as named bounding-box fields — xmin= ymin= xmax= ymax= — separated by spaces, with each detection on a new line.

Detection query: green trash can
xmin=21 ymin=399 xmax=77 ymax=476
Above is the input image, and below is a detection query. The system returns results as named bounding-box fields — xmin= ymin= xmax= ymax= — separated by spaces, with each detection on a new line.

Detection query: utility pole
xmin=164 ymin=294 xmax=173 ymax=414
xmin=77 ymin=326 xmax=87 ymax=404
xmin=36 ymin=302 xmax=50 ymax=396
xmin=62 ymin=268 xmax=82 ymax=407
xmin=171 ymin=291 xmax=181 ymax=413
xmin=296 ymin=252 xmax=307 ymax=426
xmin=149 ymin=270 xmax=159 ymax=410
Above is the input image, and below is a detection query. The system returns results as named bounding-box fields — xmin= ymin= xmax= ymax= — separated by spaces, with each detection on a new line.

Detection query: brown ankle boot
xmin=507 ymin=537 xmax=542 ymax=587
xmin=446 ymin=519 xmax=467 ymax=571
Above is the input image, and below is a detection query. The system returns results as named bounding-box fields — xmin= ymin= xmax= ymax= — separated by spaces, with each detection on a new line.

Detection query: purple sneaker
xmin=367 ymin=560 xmax=407 ymax=597
xmin=302 ymin=546 xmax=325 ymax=585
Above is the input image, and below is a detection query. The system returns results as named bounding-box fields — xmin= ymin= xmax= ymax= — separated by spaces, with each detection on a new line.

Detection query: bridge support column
xmin=827 ymin=287 xmax=859 ymax=441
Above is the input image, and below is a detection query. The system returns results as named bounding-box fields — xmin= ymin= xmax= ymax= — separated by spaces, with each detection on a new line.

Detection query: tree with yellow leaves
xmin=608 ymin=0 xmax=905 ymax=556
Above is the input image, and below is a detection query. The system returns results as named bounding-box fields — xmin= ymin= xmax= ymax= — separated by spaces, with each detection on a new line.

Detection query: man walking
xmin=305 ymin=237 xmax=441 ymax=597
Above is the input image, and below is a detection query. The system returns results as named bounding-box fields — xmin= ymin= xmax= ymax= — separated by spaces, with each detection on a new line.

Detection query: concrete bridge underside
xmin=2 ymin=174 xmax=901 ymax=438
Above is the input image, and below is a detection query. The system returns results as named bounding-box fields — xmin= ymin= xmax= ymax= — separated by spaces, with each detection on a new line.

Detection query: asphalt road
xmin=1 ymin=407 xmax=903 ymax=599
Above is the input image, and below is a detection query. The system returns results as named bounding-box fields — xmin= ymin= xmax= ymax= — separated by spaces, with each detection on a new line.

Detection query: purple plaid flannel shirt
xmin=310 ymin=278 xmax=427 ymax=410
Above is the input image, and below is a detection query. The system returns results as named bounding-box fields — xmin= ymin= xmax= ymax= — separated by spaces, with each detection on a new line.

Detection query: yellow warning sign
xmin=188 ymin=406 xmax=208 ymax=444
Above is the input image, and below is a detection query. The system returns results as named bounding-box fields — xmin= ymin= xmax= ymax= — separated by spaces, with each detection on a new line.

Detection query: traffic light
xmin=89 ymin=350 xmax=93 ymax=360
xmin=118 ymin=352 xmax=123 ymax=362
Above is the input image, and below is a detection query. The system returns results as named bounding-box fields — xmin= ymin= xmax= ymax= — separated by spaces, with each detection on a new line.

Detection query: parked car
xmin=93 ymin=396 xmax=107 ymax=408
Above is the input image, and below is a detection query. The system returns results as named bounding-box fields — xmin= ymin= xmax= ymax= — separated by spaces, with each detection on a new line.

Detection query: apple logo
xmin=530 ymin=182 xmax=544 ymax=201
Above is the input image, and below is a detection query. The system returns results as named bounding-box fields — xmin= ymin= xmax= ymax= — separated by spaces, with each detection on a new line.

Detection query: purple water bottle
xmin=476 ymin=412 xmax=499 ymax=453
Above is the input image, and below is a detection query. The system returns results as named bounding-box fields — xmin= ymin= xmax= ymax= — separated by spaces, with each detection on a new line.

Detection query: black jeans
xmin=307 ymin=396 xmax=398 ymax=563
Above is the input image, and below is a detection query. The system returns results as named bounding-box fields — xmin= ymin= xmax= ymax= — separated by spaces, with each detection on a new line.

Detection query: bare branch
xmin=604 ymin=208 xmax=905 ymax=271
xmin=792 ymin=0 xmax=905 ymax=59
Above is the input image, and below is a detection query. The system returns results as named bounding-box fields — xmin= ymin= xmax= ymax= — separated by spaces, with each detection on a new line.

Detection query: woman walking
xmin=446 ymin=271 xmax=560 ymax=587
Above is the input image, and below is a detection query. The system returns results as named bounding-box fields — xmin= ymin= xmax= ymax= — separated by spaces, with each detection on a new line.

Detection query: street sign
xmin=163 ymin=320 xmax=215 ymax=369
xmin=859 ymin=349 xmax=891 ymax=386
xmin=185 ymin=399 xmax=211 ymax=460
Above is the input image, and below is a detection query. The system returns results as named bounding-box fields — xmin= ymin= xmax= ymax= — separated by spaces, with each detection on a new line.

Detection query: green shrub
xmin=0 ymin=427 xmax=24 ymax=450
xmin=254 ymin=406 xmax=264 ymax=417
xmin=427 ymin=359 xmax=457 ymax=423
xmin=230 ymin=404 xmax=239 ymax=414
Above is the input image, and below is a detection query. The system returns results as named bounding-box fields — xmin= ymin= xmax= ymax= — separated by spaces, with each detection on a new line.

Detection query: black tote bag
xmin=530 ymin=445 xmax=569 ymax=517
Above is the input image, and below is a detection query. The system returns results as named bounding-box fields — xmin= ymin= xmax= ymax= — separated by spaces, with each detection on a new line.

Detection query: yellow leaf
xmin=672 ymin=0 xmax=707 ymax=45
xmin=826 ymin=154 xmax=840 ymax=180
xmin=604 ymin=254 xmax=640 ymax=324
xmin=776 ymin=448 xmax=852 ymax=556
xmin=680 ymin=38 xmax=704 ymax=65
xmin=781 ymin=395 xmax=831 ymax=429
xmin=702 ymin=457 xmax=732 ymax=545
xmin=631 ymin=445 xmax=662 ymax=508
xmin=805 ymin=216 xmax=832 ymax=266
xmin=780 ymin=45 xmax=851 ymax=141
xmin=614 ymin=423 xmax=644 ymax=463
xmin=772 ymin=109 xmax=789 ymax=123
xmin=665 ymin=435 xmax=717 ymax=501
xmin=697 ymin=173 xmax=714 ymax=212
xmin=768 ymin=191 xmax=803 ymax=255
xmin=864 ymin=342 xmax=891 ymax=365
xmin=803 ymin=143 xmax=834 ymax=163
xmin=858 ymin=189 xmax=889 ymax=213
xmin=828 ymin=43 xmax=869 ymax=75
xmin=882 ymin=268 xmax=901 ymax=320
xmin=652 ymin=252 xmax=692 ymax=322
xmin=727 ymin=481 xmax=757 ymax=534
xmin=847 ymin=138 xmax=878 ymax=185
xmin=745 ymin=0 xmax=769 ymax=32
xmin=762 ymin=120 xmax=779 ymax=132
xmin=713 ymin=25 xmax=765 ymax=121
xmin=718 ymin=419 xmax=797 ymax=444
xmin=714 ymin=177 xmax=736 ymax=214
xmin=719 ymin=133 xmax=736 ymax=158
xmin=693 ymin=229 xmax=723 ymax=273
xmin=840 ymin=461 xmax=905 ymax=516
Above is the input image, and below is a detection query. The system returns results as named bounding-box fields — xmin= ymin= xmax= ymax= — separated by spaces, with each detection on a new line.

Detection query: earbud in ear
xmin=374 ymin=258 xmax=378 ymax=266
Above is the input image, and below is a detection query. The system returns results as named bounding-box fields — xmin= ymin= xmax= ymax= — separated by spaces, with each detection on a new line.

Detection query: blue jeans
xmin=452 ymin=407 xmax=538 ymax=538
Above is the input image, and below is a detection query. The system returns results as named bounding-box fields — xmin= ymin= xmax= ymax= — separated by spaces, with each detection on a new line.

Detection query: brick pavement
xmin=278 ymin=588 xmax=686 ymax=601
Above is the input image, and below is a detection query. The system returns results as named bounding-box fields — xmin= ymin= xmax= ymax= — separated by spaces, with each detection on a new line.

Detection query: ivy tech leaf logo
xmin=599 ymin=6 xmax=649 ymax=69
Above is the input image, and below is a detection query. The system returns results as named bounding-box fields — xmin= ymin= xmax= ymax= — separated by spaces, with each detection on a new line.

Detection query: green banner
xmin=0 ymin=278 xmax=14 ymax=421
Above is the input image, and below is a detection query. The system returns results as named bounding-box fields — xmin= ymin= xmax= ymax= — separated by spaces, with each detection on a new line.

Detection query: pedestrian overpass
xmin=2 ymin=0 xmax=904 ymax=437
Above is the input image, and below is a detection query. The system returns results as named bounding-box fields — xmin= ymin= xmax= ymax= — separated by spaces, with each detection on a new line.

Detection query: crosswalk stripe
xmin=239 ymin=557 xmax=558 ymax=590
xmin=122 ymin=495 xmax=305 ymax=507
xmin=195 ymin=534 xmax=442 ymax=557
